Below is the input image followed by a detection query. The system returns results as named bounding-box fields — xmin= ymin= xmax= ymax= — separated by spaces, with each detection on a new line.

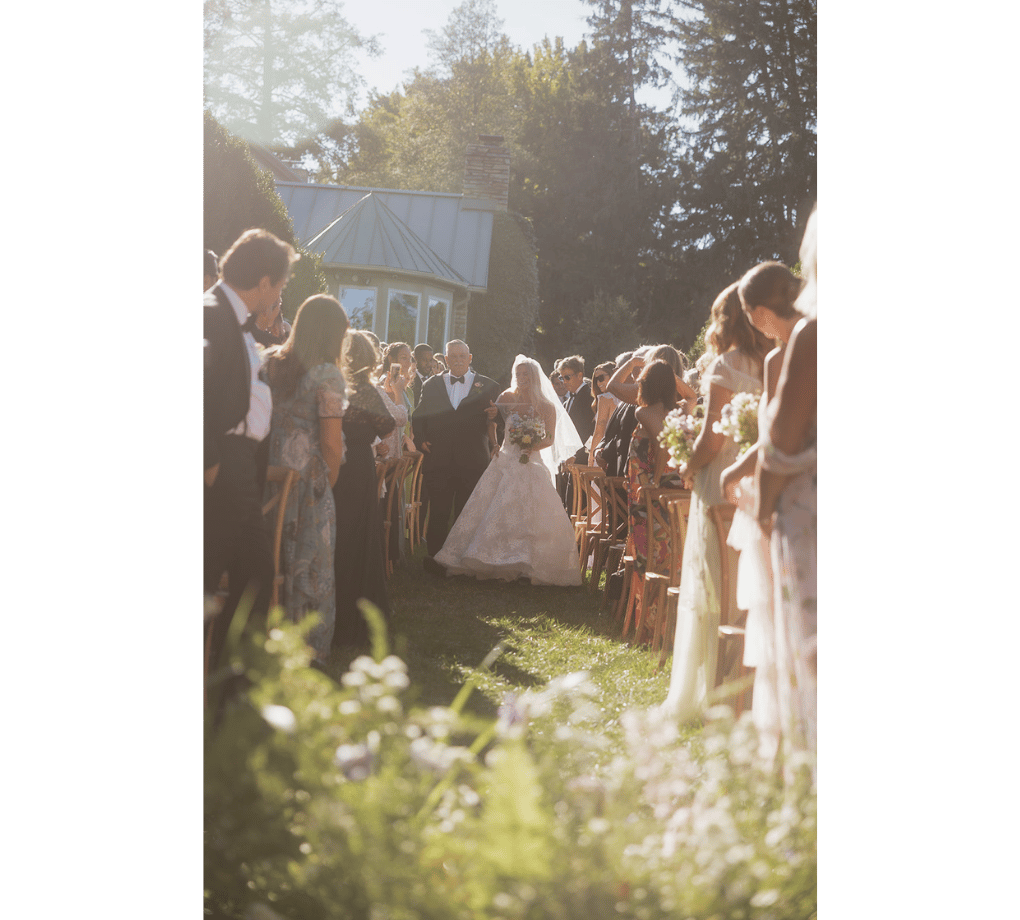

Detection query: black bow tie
xmin=242 ymin=313 xmax=258 ymax=333
xmin=450 ymin=375 xmax=466 ymax=384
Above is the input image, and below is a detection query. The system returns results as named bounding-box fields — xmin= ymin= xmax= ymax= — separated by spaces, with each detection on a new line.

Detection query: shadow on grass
xmin=326 ymin=547 xmax=625 ymax=719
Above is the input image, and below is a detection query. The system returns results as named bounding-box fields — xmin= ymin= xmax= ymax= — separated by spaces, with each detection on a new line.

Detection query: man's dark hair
xmin=219 ymin=228 xmax=298 ymax=289
xmin=412 ymin=343 xmax=434 ymax=364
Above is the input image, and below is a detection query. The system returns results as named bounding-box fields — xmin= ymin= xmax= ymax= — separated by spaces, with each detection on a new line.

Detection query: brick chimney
xmin=463 ymin=134 xmax=510 ymax=211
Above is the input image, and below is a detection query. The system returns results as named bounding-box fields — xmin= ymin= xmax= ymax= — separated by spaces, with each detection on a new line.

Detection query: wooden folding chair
xmin=568 ymin=463 xmax=594 ymax=549
xmin=597 ymin=477 xmax=629 ymax=603
xmin=376 ymin=457 xmax=408 ymax=577
xmin=402 ymin=450 xmax=424 ymax=552
xmin=622 ymin=487 xmax=687 ymax=645
xmin=637 ymin=487 xmax=690 ymax=649
xmin=709 ymin=503 xmax=753 ymax=715
xmin=654 ymin=494 xmax=692 ymax=667
xmin=577 ymin=467 xmax=608 ymax=583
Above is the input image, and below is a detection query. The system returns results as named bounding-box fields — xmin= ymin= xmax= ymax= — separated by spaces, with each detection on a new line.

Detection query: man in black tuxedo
xmin=204 ymin=228 xmax=297 ymax=671
xmin=410 ymin=343 xmax=435 ymax=405
xmin=556 ymin=354 xmax=594 ymax=507
xmin=411 ymin=339 xmax=501 ymax=563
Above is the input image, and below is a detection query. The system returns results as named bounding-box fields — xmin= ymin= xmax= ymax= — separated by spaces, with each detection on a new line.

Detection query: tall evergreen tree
xmin=203 ymin=0 xmax=378 ymax=147
xmin=665 ymin=0 xmax=816 ymax=280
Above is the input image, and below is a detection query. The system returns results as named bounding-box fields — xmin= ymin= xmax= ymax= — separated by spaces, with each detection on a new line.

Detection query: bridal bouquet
xmin=658 ymin=408 xmax=702 ymax=469
xmin=509 ymin=418 xmax=546 ymax=463
xmin=713 ymin=391 xmax=759 ymax=456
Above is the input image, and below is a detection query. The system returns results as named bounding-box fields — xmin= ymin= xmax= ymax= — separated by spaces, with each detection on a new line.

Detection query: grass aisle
xmin=325 ymin=548 xmax=673 ymax=734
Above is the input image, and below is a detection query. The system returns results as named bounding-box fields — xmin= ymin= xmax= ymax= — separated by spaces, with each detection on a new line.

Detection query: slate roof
xmin=275 ymin=181 xmax=496 ymax=291
xmin=306 ymin=192 xmax=469 ymax=288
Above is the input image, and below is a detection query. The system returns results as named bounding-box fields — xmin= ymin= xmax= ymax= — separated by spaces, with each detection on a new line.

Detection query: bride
xmin=435 ymin=355 xmax=583 ymax=585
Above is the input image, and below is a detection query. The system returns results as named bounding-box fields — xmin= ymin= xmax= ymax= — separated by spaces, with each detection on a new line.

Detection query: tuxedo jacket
xmin=411 ymin=372 xmax=427 ymax=406
xmin=204 ymin=283 xmax=251 ymax=472
xmin=597 ymin=402 xmax=639 ymax=479
xmin=411 ymin=373 xmax=501 ymax=481
xmin=564 ymin=379 xmax=595 ymax=446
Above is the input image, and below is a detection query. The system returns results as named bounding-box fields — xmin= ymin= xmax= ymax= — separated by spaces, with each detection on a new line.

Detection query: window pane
xmin=388 ymin=291 xmax=419 ymax=344
xmin=427 ymin=297 xmax=448 ymax=351
xmin=340 ymin=287 xmax=375 ymax=330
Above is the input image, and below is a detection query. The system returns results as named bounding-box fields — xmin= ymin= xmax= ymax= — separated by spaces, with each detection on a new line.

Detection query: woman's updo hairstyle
xmin=737 ymin=261 xmax=803 ymax=321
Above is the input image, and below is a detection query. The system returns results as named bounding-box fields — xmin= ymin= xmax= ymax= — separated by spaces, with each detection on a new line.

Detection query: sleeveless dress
xmin=264 ymin=362 xmax=348 ymax=661
xmin=725 ymin=392 xmax=781 ymax=759
xmin=663 ymin=350 xmax=763 ymax=718
xmin=626 ymin=434 xmax=683 ymax=575
xmin=761 ymin=400 xmax=817 ymax=764
xmin=435 ymin=403 xmax=582 ymax=586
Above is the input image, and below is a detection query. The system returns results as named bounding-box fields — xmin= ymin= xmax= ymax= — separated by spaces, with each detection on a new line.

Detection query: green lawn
xmin=323 ymin=548 xmax=674 ymax=733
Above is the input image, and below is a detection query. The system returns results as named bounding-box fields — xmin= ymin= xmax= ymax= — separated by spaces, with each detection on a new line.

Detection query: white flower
xmin=334 ymin=743 xmax=375 ymax=781
xmin=260 ymin=704 xmax=296 ymax=733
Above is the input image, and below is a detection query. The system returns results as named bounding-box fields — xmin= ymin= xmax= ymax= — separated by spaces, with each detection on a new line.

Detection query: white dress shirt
xmin=220 ymin=282 xmax=272 ymax=442
xmin=445 ymin=368 xmax=475 ymax=410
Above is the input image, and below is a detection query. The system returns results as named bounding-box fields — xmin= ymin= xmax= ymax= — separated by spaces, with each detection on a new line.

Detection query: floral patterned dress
xmin=264 ymin=362 xmax=348 ymax=661
xmin=626 ymin=434 xmax=683 ymax=575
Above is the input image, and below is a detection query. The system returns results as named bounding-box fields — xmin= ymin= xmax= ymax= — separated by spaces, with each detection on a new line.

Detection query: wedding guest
xmin=556 ymin=355 xmax=593 ymax=508
xmin=623 ymin=360 xmax=685 ymax=639
xmin=755 ymin=212 xmax=817 ymax=769
xmin=262 ymin=295 xmax=348 ymax=662
xmin=411 ymin=343 xmax=435 ymax=403
xmin=204 ymin=228 xmax=297 ymax=673
xmin=379 ymin=342 xmax=417 ymax=567
xmin=251 ymin=296 xmax=291 ymax=348
xmin=719 ymin=259 xmax=804 ymax=759
xmin=663 ymin=282 xmax=771 ymax=719
xmin=608 ymin=344 xmax=696 ymax=409
xmin=432 ymin=354 xmax=447 ymax=374
xmin=204 ymin=249 xmax=218 ymax=292
xmin=332 ymin=332 xmax=397 ymax=650
xmin=550 ymin=365 xmax=568 ymax=401
xmin=588 ymin=361 xmax=619 ymax=468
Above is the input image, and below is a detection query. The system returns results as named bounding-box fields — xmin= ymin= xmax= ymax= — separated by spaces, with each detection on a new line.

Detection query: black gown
xmin=331 ymin=382 xmax=397 ymax=650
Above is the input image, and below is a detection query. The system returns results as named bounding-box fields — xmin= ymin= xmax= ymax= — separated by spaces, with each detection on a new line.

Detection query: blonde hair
xmin=796 ymin=208 xmax=817 ymax=320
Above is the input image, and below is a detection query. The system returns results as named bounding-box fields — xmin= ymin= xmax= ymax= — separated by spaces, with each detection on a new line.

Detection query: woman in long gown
xmin=332 ymin=332 xmax=397 ymax=650
xmin=435 ymin=356 xmax=583 ymax=586
xmin=756 ymin=210 xmax=817 ymax=767
xmin=663 ymin=283 xmax=771 ymax=719
xmin=263 ymin=295 xmax=349 ymax=662
xmin=719 ymin=261 xmax=805 ymax=759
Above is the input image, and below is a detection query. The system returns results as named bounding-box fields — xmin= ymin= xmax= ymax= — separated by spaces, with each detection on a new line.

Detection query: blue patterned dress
xmin=264 ymin=362 xmax=348 ymax=660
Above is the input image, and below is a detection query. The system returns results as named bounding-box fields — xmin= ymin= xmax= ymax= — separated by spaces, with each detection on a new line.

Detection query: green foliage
xmin=205 ymin=612 xmax=816 ymax=920
xmin=204 ymin=111 xmax=325 ymax=317
xmin=664 ymin=0 xmax=816 ymax=278
xmin=686 ymin=317 xmax=712 ymax=368
xmin=558 ymin=291 xmax=642 ymax=369
xmin=203 ymin=0 xmax=378 ymax=147
xmin=466 ymin=211 xmax=541 ymax=383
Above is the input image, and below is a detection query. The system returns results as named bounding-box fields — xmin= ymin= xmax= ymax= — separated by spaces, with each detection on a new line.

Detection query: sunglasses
xmin=594 ymin=375 xmax=608 ymax=384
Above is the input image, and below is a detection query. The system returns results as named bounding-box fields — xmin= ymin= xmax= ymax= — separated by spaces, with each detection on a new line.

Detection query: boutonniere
xmin=473 ymin=382 xmax=483 ymax=389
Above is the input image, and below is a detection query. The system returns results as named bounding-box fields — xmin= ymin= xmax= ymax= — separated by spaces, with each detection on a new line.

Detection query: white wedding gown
xmin=435 ymin=404 xmax=582 ymax=586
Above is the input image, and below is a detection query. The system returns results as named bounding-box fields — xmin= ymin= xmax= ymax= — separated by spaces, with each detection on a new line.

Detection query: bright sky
xmin=343 ymin=0 xmax=639 ymax=108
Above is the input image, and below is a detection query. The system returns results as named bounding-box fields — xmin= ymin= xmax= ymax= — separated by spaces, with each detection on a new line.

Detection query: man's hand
xmin=204 ymin=464 xmax=219 ymax=488
xmin=376 ymin=442 xmax=391 ymax=458
xmin=420 ymin=441 xmax=431 ymax=454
